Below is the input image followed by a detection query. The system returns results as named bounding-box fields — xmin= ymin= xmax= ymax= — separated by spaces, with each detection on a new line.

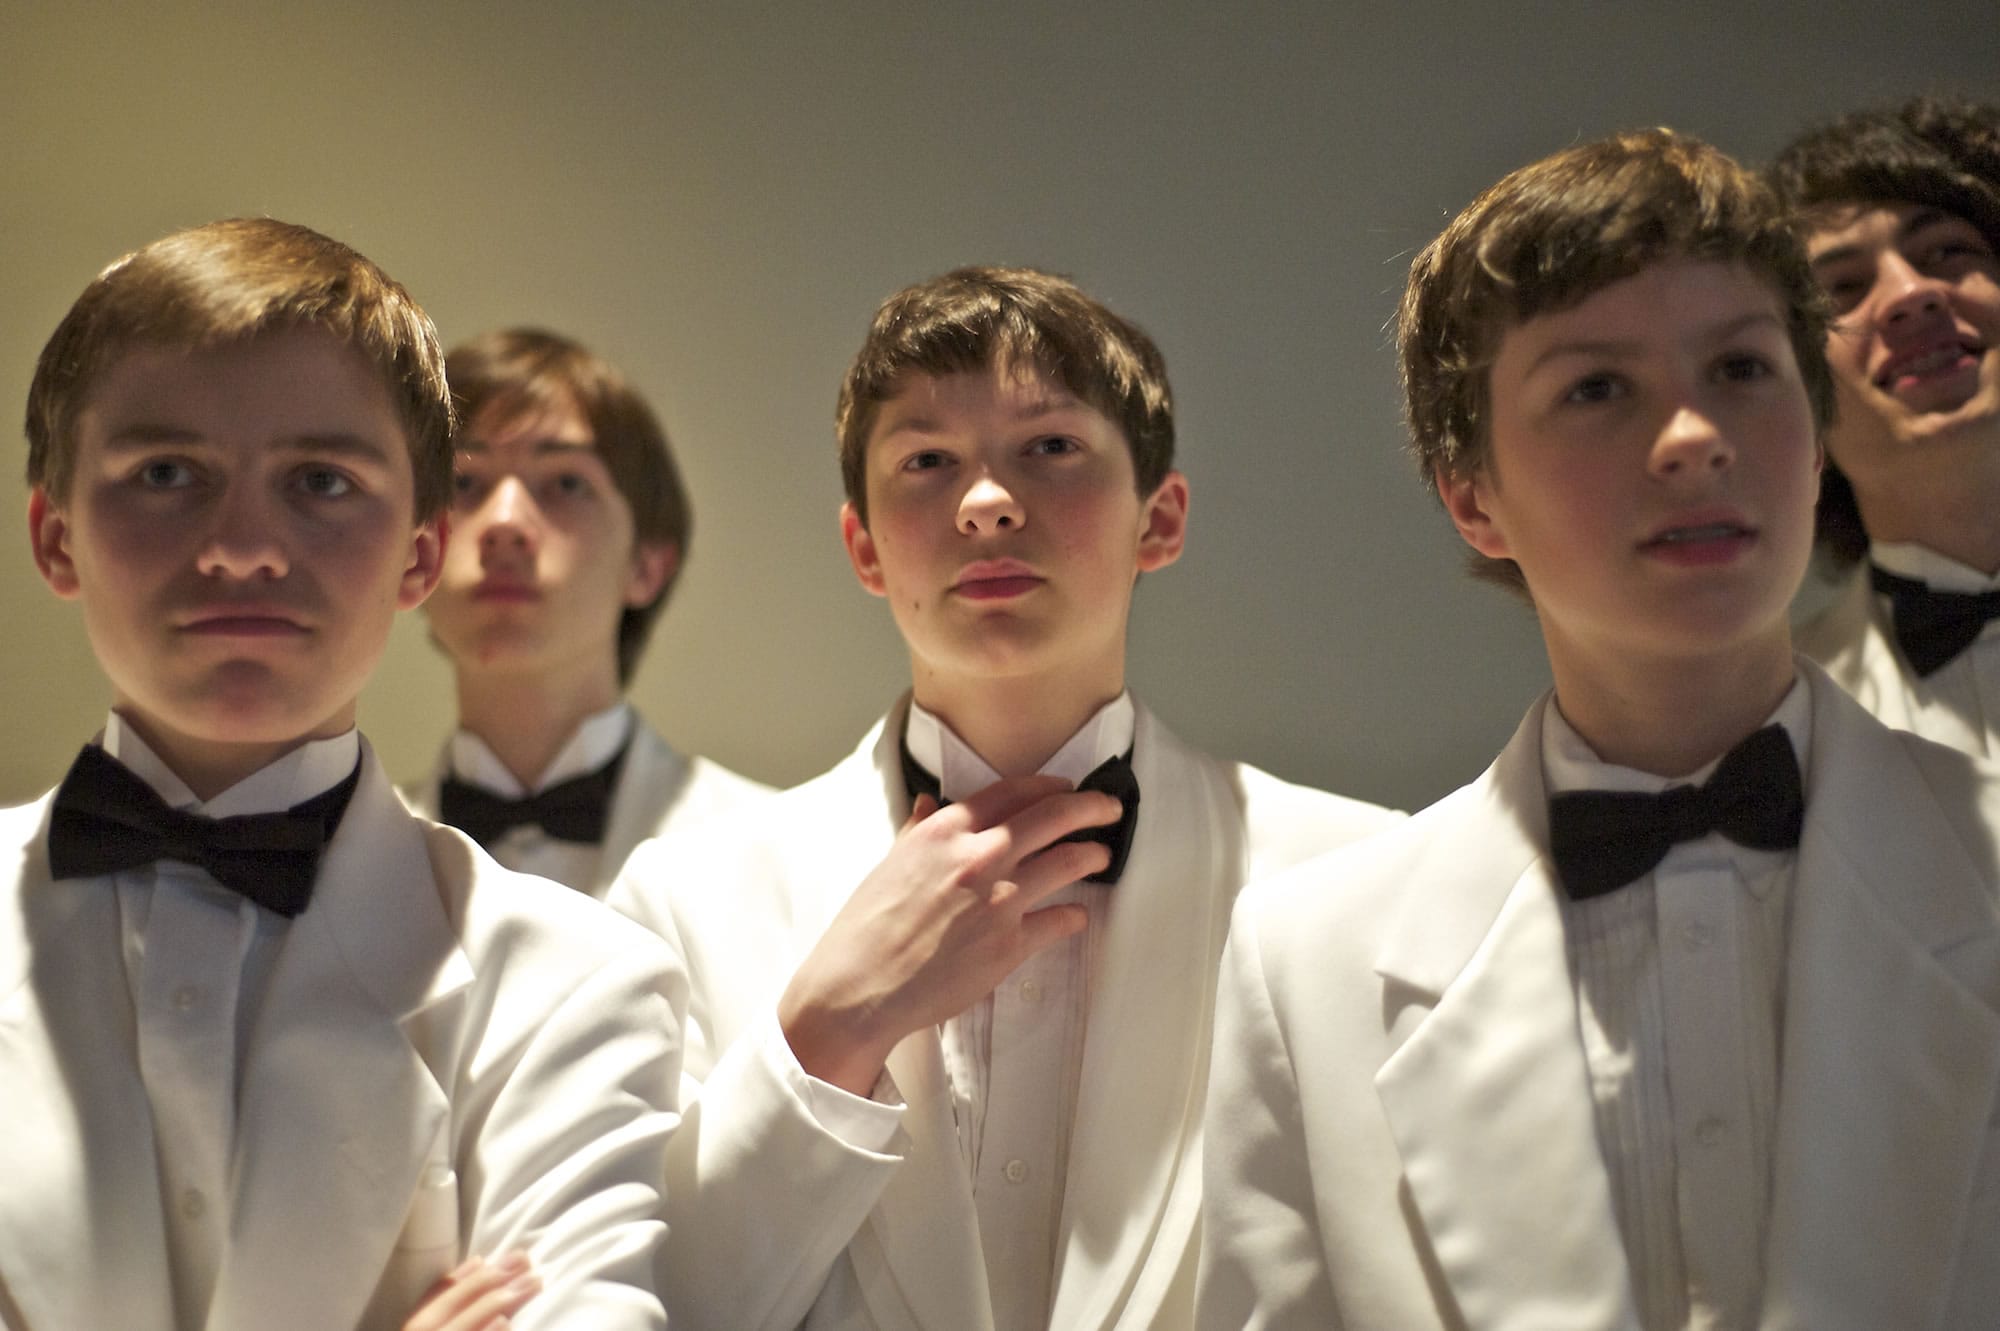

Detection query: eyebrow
xmin=102 ymin=425 xmax=396 ymax=463
xmin=875 ymin=393 xmax=1088 ymax=439
xmin=1522 ymin=311 xmax=1785 ymax=376
xmin=456 ymin=436 xmax=599 ymax=459
xmin=1810 ymin=208 xmax=1965 ymax=270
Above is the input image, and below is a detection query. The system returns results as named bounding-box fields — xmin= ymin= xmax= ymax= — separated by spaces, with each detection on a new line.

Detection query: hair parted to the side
xmin=1398 ymin=128 xmax=1836 ymax=595
xmin=1767 ymin=95 xmax=2000 ymax=570
xmin=445 ymin=328 xmax=692 ymax=687
xmin=835 ymin=266 xmax=1174 ymax=523
xmin=26 ymin=217 xmax=453 ymax=519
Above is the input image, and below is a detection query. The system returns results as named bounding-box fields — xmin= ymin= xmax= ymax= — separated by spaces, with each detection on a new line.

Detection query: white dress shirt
xmin=1542 ymin=680 xmax=1808 ymax=1331
xmin=443 ymin=700 xmax=633 ymax=889
xmin=1869 ymin=541 xmax=2000 ymax=754
xmin=97 ymin=713 xmax=360 ymax=1330
xmin=770 ymin=693 xmax=1133 ymax=1331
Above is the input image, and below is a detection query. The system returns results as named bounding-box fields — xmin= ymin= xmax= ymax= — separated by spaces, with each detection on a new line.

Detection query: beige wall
xmin=4 ymin=1 xmax=1996 ymax=809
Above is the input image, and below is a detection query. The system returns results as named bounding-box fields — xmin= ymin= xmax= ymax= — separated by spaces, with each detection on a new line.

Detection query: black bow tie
xmin=47 ymin=744 xmax=361 ymax=917
xmin=1871 ymin=564 xmax=2000 ymax=678
xmin=1547 ymin=724 xmax=1804 ymax=901
xmin=437 ymin=741 xmax=629 ymax=850
xmin=900 ymin=738 xmax=1141 ymax=884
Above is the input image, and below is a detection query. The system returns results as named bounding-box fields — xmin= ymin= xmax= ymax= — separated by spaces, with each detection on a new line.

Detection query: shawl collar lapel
xmin=0 ymin=795 xmax=176 ymax=1330
xmin=1759 ymin=672 xmax=2000 ymax=1330
xmin=594 ymin=720 xmax=689 ymax=897
xmin=1371 ymin=699 xmax=1640 ymax=1330
xmin=208 ymin=746 xmax=474 ymax=1331
xmin=1047 ymin=707 xmax=1236 ymax=1329
xmin=842 ymin=697 xmax=993 ymax=1331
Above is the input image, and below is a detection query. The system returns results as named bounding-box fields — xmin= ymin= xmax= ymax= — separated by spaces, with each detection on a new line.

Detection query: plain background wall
xmin=4 ymin=2 xmax=1997 ymax=810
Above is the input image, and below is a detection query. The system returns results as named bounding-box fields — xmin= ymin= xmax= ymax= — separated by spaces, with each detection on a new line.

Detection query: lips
xmin=1640 ymin=513 xmax=1757 ymax=565
xmin=178 ymin=606 xmax=309 ymax=636
xmin=952 ymin=560 xmax=1043 ymax=600
xmin=472 ymin=580 xmax=540 ymax=603
xmin=1874 ymin=337 xmax=1981 ymax=390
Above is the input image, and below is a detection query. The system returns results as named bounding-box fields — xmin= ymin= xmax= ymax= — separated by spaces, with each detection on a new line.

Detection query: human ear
xmin=840 ymin=502 xmax=888 ymax=597
xmin=28 ymin=489 xmax=80 ymax=599
xmin=1434 ymin=462 xmax=1511 ymax=560
xmin=625 ymin=540 xmax=679 ymax=609
xmin=1135 ymin=471 xmax=1190 ymax=574
xmin=397 ymin=513 xmax=449 ymax=610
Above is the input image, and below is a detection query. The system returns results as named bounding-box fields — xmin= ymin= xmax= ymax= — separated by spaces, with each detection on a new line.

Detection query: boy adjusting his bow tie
xmin=1197 ymin=131 xmax=2000 ymax=1329
xmin=610 ymin=266 xmax=1396 ymax=1330
xmin=1768 ymin=97 xmax=2000 ymax=757
xmin=8 ymin=219 xmax=681 ymax=1330
xmin=406 ymin=328 xmax=770 ymax=897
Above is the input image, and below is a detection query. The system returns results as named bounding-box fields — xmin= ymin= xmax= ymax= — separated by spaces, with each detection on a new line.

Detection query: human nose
xmin=1650 ymin=403 xmax=1733 ymax=479
xmin=1868 ymin=251 xmax=1951 ymax=332
xmin=195 ymin=482 xmax=288 ymax=580
xmin=477 ymin=476 xmax=543 ymax=561
xmin=957 ymin=470 xmax=1025 ymax=535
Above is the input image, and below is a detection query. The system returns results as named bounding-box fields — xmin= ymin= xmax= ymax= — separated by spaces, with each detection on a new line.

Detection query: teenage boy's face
xmin=841 ymin=362 xmax=1187 ymax=696
xmin=425 ymin=396 xmax=672 ymax=683
xmin=29 ymin=325 xmax=444 ymax=770
xmin=1805 ymin=201 xmax=2000 ymax=480
xmin=1440 ymin=260 xmax=1819 ymax=675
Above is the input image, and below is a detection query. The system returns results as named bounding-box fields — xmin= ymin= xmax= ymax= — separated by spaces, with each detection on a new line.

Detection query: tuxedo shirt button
xmin=1681 ymin=921 xmax=1715 ymax=952
xmin=1694 ymin=1116 xmax=1726 ymax=1147
xmin=181 ymin=1188 xmax=206 ymax=1220
xmin=1019 ymin=978 xmax=1042 ymax=1003
xmin=1003 ymin=1158 xmax=1029 ymax=1184
xmin=172 ymin=985 xmax=202 ymax=1012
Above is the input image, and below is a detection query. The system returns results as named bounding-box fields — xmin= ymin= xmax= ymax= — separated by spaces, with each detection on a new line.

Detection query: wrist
xmin=778 ymin=984 xmax=898 ymax=1097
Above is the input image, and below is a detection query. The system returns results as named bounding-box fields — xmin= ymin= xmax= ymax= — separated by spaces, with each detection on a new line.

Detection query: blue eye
xmin=1029 ymin=435 xmax=1078 ymax=456
xmin=137 ymin=459 xmax=195 ymax=489
xmin=297 ymin=467 xmax=354 ymax=498
xmin=1563 ymin=374 xmax=1625 ymax=405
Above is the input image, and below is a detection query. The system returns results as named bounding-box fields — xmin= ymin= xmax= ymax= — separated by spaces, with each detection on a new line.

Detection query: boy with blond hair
xmin=1199 ymin=131 xmax=2000 ymax=1329
xmin=613 ymin=266 xmax=1395 ymax=1330
xmin=6 ymin=219 xmax=680 ymax=1330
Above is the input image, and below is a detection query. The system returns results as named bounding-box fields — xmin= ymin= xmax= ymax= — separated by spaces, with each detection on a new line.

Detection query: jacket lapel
xmin=0 ymin=796 xmax=177 ymax=1330
xmin=1046 ymin=709 xmax=1236 ymax=1329
xmin=1370 ymin=701 xmax=1640 ymax=1330
xmin=1759 ymin=675 xmax=2000 ymax=1331
xmin=594 ymin=721 xmax=689 ymax=897
xmin=207 ymin=748 xmax=473 ymax=1331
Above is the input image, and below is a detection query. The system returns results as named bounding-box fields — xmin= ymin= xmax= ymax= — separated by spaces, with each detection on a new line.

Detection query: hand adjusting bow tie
xmin=47 ymin=744 xmax=361 ymax=917
xmin=1547 ymin=724 xmax=1803 ymax=901
xmin=438 ymin=740 xmax=629 ymax=850
xmin=900 ymin=738 xmax=1141 ymax=884
xmin=1870 ymin=564 xmax=2000 ymax=678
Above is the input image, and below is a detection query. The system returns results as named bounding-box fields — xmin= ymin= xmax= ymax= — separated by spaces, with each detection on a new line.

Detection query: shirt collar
xmin=1541 ymin=671 xmax=1812 ymax=798
xmin=100 ymin=711 xmax=361 ymax=818
xmin=448 ymin=700 xmax=633 ymax=798
xmin=1870 ymin=540 xmax=2000 ymax=595
xmin=905 ymin=692 xmax=1136 ymax=803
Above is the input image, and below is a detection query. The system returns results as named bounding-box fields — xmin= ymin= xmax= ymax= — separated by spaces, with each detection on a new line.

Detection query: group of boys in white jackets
xmin=5 ymin=93 xmax=2000 ymax=1331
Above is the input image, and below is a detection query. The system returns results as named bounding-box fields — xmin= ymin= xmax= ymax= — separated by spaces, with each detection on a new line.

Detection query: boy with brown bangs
xmin=406 ymin=327 xmax=769 ymax=898
xmin=6 ymin=219 xmax=679 ymax=1330
xmin=610 ymin=266 xmax=1395 ymax=1330
xmin=1767 ymin=97 xmax=2000 ymax=759
xmin=1198 ymin=131 xmax=2000 ymax=1330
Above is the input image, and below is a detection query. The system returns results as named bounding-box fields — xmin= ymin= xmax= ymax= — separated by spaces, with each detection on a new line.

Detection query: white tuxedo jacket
xmin=0 ymin=740 xmax=684 ymax=1331
xmin=611 ymin=696 xmax=1398 ymax=1331
xmin=1198 ymin=667 xmax=2000 ymax=1331
xmin=407 ymin=714 xmax=772 ymax=899
xmin=1797 ymin=565 xmax=1997 ymax=757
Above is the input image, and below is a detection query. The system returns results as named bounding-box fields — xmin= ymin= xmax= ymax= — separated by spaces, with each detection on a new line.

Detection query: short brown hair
xmin=1398 ymin=129 xmax=1836 ymax=594
xmin=26 ymin=217 xmax=452 ymax=519
xmin=1768 ymin=95 xmax=2000 ymax=568
xmin=835 ymin=266 xmax=1174 ymax=523
xmin=445 ymin=328 xmax=691 ymax=686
